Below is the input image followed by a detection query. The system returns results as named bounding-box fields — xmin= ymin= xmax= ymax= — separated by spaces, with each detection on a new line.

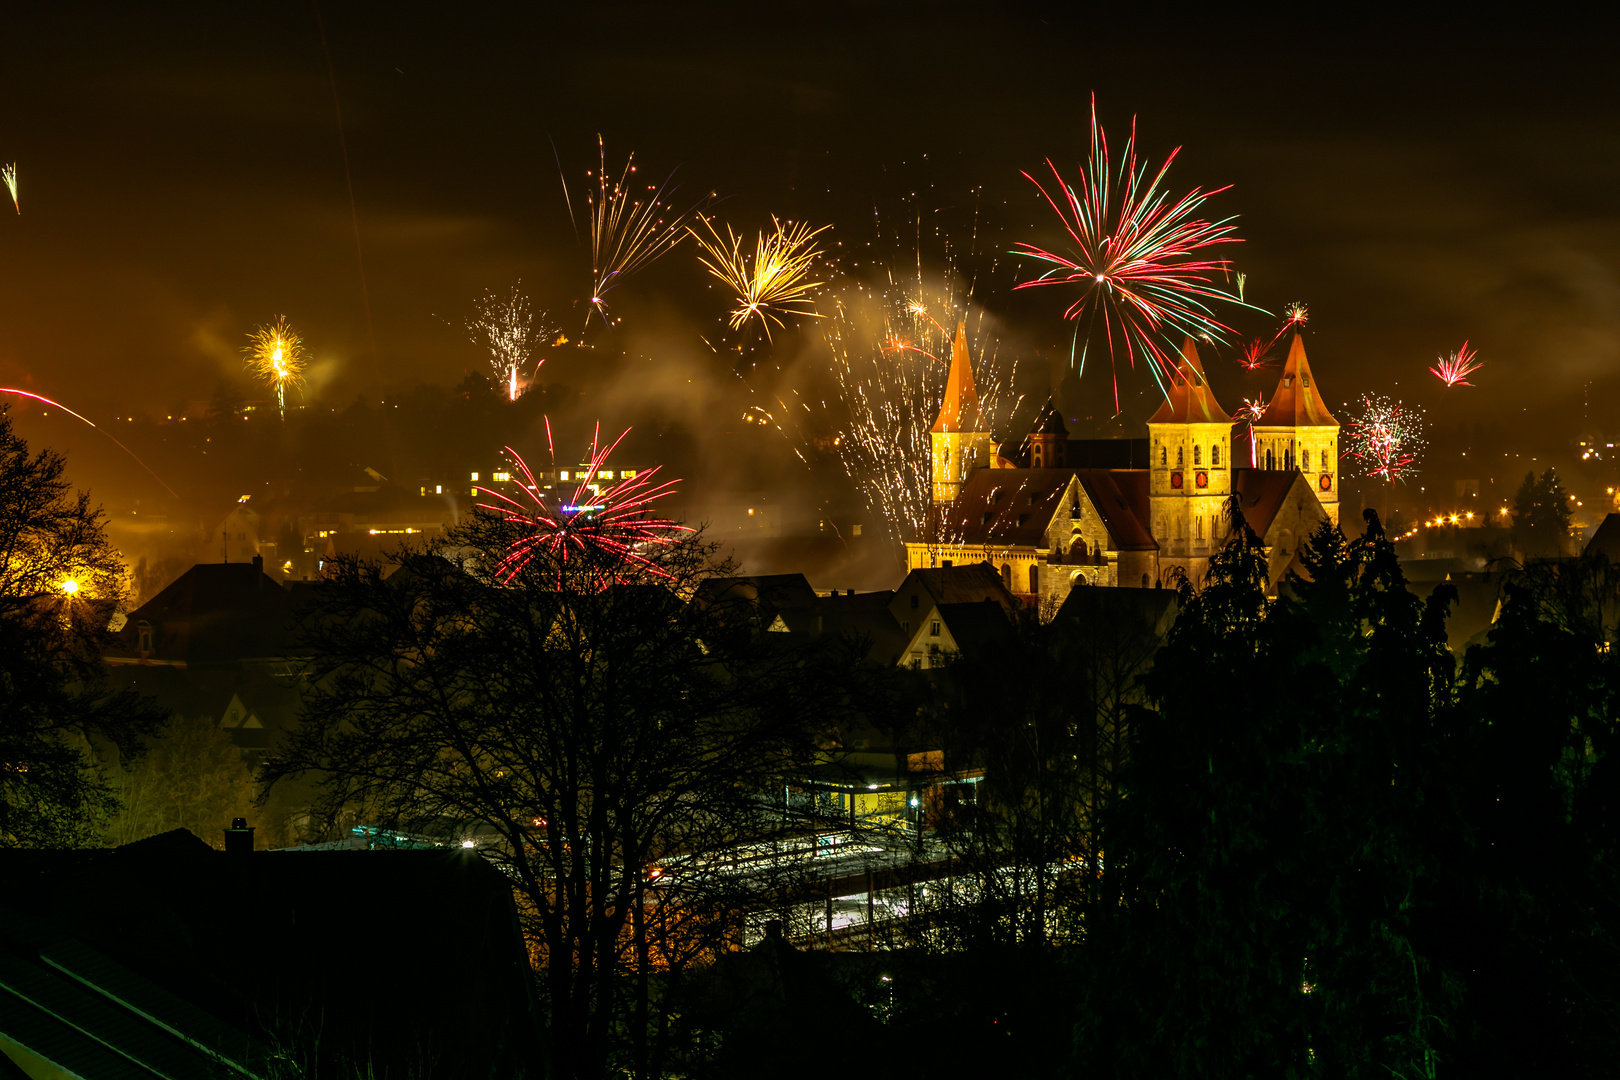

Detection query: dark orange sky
xmin=0 ymin=5 xmax=1616 ymax=509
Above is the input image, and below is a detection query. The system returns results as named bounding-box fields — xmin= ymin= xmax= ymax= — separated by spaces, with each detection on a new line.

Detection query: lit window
xmin=599 ymin=470 xmax=613 ymax=480
xmin=493 ymin=471 xmax=511 ymax=482
xmin=623 ymin=470 xmax=637 ymax=479
xmin=559 ymin=471 xmax=570 ymax=481
xmin=471 ymin=487 xmax=477 ymax=496
xmin=470 ymin=472 xmax=479 ymax=481
xmin=435 ymin=485 xmax=442 ymax=494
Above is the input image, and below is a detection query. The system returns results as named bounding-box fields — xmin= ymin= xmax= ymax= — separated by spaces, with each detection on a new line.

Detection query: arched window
xmin=1028 ymin=565 xmax=1039 ymax=594
xmin=1141 ymin=572 xmax=1151 ymax=587
xmin=1070 ymin=537 xmax=1088 ymax=561
xmin=1265 ymin=447 xmax=1275 ymax=470
xmin=1001 ymin=563 xmax=1012 ymax=590
xmin=1194 ymin=445 xmax=1202 ymax=465
xmin=1160 ymin=445 xmax=1167 ymax=466
xmin=1212 ymin=444 xmax=1221 ymax=466
xmin=1196 ymin=515 xmax=1203 ymax=540
xmin=1032 ymin=446 xmax=1042 ymax=468
xmin=1302 ymin=448 xmax=1311 ymax=471
xmin=1176 ymin=447 xmax=1184 ymax=466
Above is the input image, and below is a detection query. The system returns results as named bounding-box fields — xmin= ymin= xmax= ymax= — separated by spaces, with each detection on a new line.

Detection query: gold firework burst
xmin=690 ymin=215 xmax=829 ymax=340
xmin=242 ymin=316 xmax=307 ymax=419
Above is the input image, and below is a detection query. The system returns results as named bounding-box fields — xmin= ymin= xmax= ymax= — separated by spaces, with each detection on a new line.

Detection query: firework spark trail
xmin=1235 ymin=392 xmax=1267 ymax=465
xmin=475 ymin=424 xmax=689 ymax=590
xmin=2 ymin=164 xmax=16 ymax=214
xmin=565 ymin=135 xmax=706 ymax=333
xmin=690 ymin=215 xmax=829 ymax=340
xmin=1011 ymin=95 xmax=1251 ymax=409
xmin=1343 ymin=394 xmax=1426 ymax=483
xmin=823 ymin=285 xmax=1020 ymax=545
xmin=1431 ymin=340 xmax=1483 ymax=387
xmin=242 ymin=316 xmax=307 ymax=420
xmin=0 ymin=388 xmax=178 ymax=497
xmin=469 ymin=284 xmax=552 ymax=400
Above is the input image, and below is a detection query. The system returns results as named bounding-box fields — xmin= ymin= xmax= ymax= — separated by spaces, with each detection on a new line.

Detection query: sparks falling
xmin=2 ymin=164 xmax=16 ymax=214
xmin=690 ymin=215 xmax=829 ymax=340
xmin=1011 ymin=96 xmax=1250 ymax=409
xmin=0 ymin=389 xmax=177 ymax=497
xmin=1430 ymin=340 xmax=1483 ymax=388
xmin=1236 ymin=338 xmax=1275 ymax=371
xmin=242 ymin=316 xmax=307 ymax=420
xmin=1343 ymin=394 xmax=1426 ymax=484
xmin=469 ymin=284 xmax=550 ymax=401
xmin=475 ymin=425 xmax=689 ymax=590
xmin=564 ymin=135 xmax=704 ymax=332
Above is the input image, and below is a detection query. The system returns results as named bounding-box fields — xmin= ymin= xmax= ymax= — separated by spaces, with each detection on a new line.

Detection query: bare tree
xmin=262 ymin=517 xmax=859 ymax=1080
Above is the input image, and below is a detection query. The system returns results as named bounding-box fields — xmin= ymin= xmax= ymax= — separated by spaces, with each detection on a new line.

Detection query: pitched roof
xmin=930 ymin=322 xmax=986 ymax=434
xmin=107 ymin=562 xmax=301 ymax=665
xmin=931 ymin=600 xmax=1013 ymax=657
xmin=924 ymin=468 xmax=1156 ymax=552
xmin=1585 ymin=513 xmax=1620 ymax=562
xmin=1149 ymin=337 xmax=1231 ymax=425
xmin=1231 ymin=468 xmax=1306 ymax=540
xmin=1258 ymin=333 xmax=1338 ymax=427
xmin=901 ymin=562 xmax=1018 ymax=611
xmin=1075 ymin=469 xmax=1156 ymax=550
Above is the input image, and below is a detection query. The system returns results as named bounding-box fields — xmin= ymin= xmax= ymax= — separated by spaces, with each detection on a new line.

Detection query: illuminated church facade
xmin=904 ymin=324 xmax=1340 ymax=607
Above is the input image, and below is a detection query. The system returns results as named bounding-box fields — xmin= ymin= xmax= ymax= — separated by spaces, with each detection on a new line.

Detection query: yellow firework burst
xmin=242 ymin=316 xmax=307 ymax=419
xmin=2 ymin=164 xmax=16 ymax=214
xmin=690 ymin=215 xmax=829 ymax=340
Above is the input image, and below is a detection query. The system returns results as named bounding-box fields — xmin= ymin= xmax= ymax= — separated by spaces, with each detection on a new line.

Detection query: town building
xmin=905 ymin=326 xmax=1340 ymax=604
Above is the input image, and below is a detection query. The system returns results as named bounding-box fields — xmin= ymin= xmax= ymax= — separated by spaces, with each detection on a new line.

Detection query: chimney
xmin=251 ymin=554 xmax=264 ymax=573
xmin=846 ymin=588 xmax=855 ymax=597
xmin=225 ymin=817 xmax=255 ymax=854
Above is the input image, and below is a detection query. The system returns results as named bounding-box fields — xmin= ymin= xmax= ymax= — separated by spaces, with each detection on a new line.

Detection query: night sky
xmin=1 ymin=6 xmax=1617 ymax=529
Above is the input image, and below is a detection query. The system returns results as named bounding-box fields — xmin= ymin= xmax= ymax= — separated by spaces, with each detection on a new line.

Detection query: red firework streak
xmin=1236 ymin=392 xmax=1267 ymax=464
xmin=1012 ymin=95 xmax=1248 ymax=410
xmin=1430 ymin=340 xmax=1483 ymax=387
xmin=0 ymin=388 xmax=178 ymax=497
xmin=474 ymin=424 xmax=690 ymax=589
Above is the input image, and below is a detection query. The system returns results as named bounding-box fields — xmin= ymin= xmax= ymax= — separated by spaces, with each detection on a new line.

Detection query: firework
xmin=1011 ymin=96 xmax=1249 ymax=409
xmin=823 ymin=285 xmax=1020 ymax=544
xmin=469 ymin=283 xmax=551 ymax=401
xmin=1236 ymin=338 xmax=1275 ymax=371
xmin=1343 ymin=394 xmax=1426 ymax=483
xmin=564 ymin=135 xmax=705 ymax=332
xmin=1430 ymin=340 xmax=1483 ymax=388
xmin=0 ymin=388 xmax=178 ymax=497
xmin=475 ymin=424 xmax=689 ymax=590
xmin=2 ymin=164 xmax=15 ymax=214
xmin=689 ymin=215 xmax=829 ymax=340
xmin=1235 ymin=392 xmax=1267 ymax=464
xmin=1282 ymin=300 xmax=1308 ymax=328
xmin=242 ymin=316 xmax=307 ymax=420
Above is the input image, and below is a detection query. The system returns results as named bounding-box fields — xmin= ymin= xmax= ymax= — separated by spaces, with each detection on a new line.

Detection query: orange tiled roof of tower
xmin=930 ymin=321 xmax=986 ymax=433
xmin=1258 ymin=333 xmax=1338 ymax=427
xmin=1148 ymin=337 xmax=1230 ymax=424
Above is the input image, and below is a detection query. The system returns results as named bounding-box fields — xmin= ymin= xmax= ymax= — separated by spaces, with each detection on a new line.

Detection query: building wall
xmin=930 ymin=430 xmax=993 ymax=504
xmin=1255 ymin=472 xmax=1332 ymax=588
xmin=1253 ymin=424 xmax=1340 ymax=528
xmin=1148 ymin=420 xmax=1232 ymax=575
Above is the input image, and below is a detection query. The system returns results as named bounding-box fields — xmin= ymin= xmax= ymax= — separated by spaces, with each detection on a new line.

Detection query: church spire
xmin=1148 ymin=337 xmax=1230 ymax=424
xmin=931 ymin=321 xmax=985 ymax=433
xmin=1258 ymin=332 xmax=1338 ymax=427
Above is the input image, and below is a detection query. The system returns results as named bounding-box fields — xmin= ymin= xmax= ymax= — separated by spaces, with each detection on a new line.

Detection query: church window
xmin=1194 ymin=445 xmax=1202 ymax=465
xmin=1177 ymin=447 xmax=1184 ymax=466
xmin=1302 ymin=449 xmax=1311 ymax=471
xmin=943 ymin=446 xmax=950 ymax=466
xmin=1212 ymin=444 xmax=1221 ymax=466
xmin=1033 ymin=446 xmax=1042 ymax=467
xmin=1029 ymin=565 xmax=1039 ymax=593
xmin=1001 ymin=563 xmax=1012 ymax=590
xmin=1196 ymin=516 xmax=1203 ymax=540
xmin=1160 ymin=445 xmax=1167 ymax=466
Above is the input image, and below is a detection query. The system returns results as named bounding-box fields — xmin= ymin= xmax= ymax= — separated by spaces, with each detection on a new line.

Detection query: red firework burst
xmin=1430 ymin=340 xmax=1483 ymax=387
xmin=1343 ymin=394 xmax=1426 ymax=483
xmin=475 ymin=424 xmax=690 ymax=588
xmin=1236 ymin=338 xmax=1275 ymax=371
xmin=1012 ymin=95 xmax=1249 ymax=409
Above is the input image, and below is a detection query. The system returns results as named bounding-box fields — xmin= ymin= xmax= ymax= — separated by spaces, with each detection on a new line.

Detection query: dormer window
xmin=1284 ymin=375 xmax=1294 ymax=388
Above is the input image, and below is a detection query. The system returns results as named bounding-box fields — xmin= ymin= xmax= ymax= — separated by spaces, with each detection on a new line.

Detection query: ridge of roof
xmin=1148 ymin=337 xmax=1231 ymax=425
xmin=1257 ymin=333 xmax=1338 ymax=428
xmin=930 ymin=321 xmax=986 ymax=434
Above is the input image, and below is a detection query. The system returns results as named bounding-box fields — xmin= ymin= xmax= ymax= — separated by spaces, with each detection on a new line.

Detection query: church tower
xmin=1252 ymin=332 xmax=1340 ymax=526
xmin=931 ymin=322 xmax=992 ymax=504
xmin=1147 ymin=338 xmax=1232 ymax=582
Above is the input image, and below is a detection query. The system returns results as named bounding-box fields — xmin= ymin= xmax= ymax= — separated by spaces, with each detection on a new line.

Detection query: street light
xmin=60 ymin=579 xmax=79 ymax=596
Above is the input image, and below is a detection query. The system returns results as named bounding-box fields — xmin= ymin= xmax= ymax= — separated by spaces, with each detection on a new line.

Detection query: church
xmin=904 ymin=323 xmax=1340 ymax=608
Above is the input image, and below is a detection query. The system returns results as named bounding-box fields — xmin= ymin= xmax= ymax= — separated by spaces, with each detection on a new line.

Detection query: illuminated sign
xmin=561 ymin=504 xmax=604 ymax=514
